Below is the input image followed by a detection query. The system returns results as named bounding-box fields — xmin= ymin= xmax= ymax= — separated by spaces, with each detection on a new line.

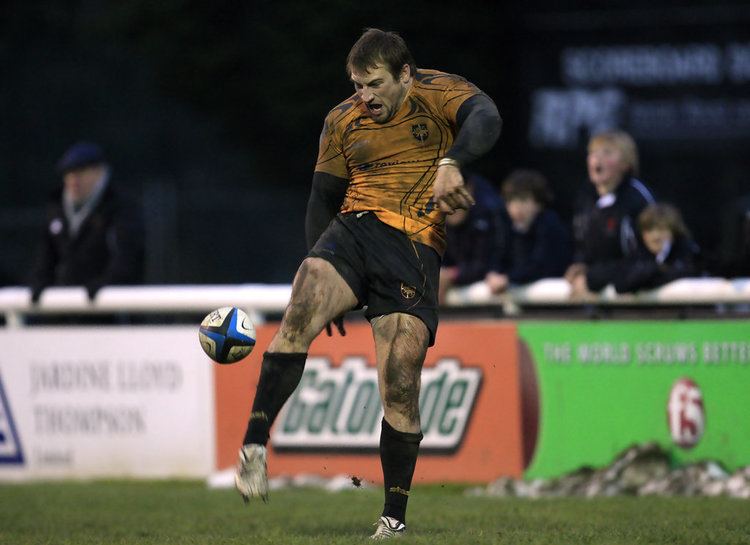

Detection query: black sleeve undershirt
xmin=446 ymin=94 xmax=502 ymax=166
xmin=305 ymin=171 xmax=349 ymax=250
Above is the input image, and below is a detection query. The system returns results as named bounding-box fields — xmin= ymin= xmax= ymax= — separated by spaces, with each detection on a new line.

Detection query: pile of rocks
xmin=468 ymin=443 xmax=750 ymax=499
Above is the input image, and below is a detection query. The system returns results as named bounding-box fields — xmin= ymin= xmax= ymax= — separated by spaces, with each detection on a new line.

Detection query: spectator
xmin=439 ymin=172 xmax=504 ymax=303
xmin=28 ymin=141 xmax=145 ymax=302
xmin=565 ymin=130 xmax=655 ymax=297
xmin=485 ymin=169 xmax=572 ymax=293
xmin=614 ymin=203 xmax=701 ymax=293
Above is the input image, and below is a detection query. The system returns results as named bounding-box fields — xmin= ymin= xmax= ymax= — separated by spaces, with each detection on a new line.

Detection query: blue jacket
xmin=491 ymin=209 xmax=572 ymax=284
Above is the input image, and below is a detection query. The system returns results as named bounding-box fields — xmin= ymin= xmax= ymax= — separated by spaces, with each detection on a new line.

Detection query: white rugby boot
xmin=370 ymin=516 xmax=406 ymax=540
xmin=234 ymin=444 xmax=268 ymax=503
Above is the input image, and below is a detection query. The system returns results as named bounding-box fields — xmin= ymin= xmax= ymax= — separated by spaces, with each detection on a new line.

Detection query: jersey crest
xmin=411 ymin=123 xmax=429 ymax=143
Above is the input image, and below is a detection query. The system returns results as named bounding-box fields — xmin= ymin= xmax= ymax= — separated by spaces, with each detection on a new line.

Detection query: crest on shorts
xmin=411 ymin=123 xmax=429 ymax=143
xmin=400 ymin=283 xmax=417 ymax=299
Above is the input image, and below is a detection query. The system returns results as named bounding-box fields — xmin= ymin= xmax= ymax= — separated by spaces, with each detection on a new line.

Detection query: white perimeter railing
xmin=446 ymin=277 xmax=750 ymax=314
xmin=1 ymin=277 xmax=750 ymax=327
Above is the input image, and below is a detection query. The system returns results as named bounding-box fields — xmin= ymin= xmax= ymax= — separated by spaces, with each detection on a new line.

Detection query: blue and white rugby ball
xmin=198 ymin=307 xmax=256 ymax=364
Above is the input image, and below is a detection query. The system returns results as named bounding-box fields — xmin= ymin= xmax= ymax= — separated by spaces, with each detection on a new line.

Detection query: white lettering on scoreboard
xmin=272 ymin=357 xmax=482 ymax=452
xmin=528 ymin=41 xmax=750 ymax=148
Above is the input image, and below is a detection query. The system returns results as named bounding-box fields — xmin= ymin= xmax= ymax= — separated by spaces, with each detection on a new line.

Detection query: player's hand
xmin=325 ymin=315 xmax=346 ymax=337
xmin=433 ymin=162 xmax=475 ymax=214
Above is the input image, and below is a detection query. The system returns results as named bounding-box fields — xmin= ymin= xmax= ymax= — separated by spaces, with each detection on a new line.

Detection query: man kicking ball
xmin=236 ymin=27 xmax=501 ymax=539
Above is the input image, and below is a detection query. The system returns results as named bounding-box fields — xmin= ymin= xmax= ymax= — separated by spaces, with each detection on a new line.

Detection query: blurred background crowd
xmin=2 ymin=1 xmax=750 ymax=298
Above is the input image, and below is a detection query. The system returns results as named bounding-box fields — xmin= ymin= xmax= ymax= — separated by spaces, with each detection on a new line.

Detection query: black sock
xmin=243 ymin=351 xmax=307 ymax=446
xmin=380 ymin=418 xmax=423 ymax=524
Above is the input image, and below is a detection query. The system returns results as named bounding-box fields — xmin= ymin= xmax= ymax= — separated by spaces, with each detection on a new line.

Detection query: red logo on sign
xmin=667 ymin=377 xmax=705 ymax=449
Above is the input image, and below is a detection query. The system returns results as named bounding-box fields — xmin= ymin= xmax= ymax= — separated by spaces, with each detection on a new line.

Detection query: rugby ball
xmin=198 ymin=307 xmax=256 ymax=364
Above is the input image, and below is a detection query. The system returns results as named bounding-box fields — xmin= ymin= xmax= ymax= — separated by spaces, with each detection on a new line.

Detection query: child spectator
xmin=485 ymin=169 xmax=572 ymax=293
xmin=614 ymin=203 xmax=701 ymax=293
xmin=440 ymin=172 xmax=505 ymax=303
xmin=566 ymin=130 xmax=655 ymax=297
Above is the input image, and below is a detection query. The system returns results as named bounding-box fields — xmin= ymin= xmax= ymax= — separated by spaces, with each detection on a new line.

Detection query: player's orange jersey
xmin=315 ymin=69 xmax=484 ymax=255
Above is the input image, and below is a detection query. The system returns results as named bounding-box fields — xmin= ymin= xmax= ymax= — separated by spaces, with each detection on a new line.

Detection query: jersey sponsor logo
xmin=411 ymin=123 xmax=429 ymax=143
xmin=272 ymin=356 xmax=482 ymax=452
xmin=353 ymin=158 xmax=427 ymax=173
xmin=400 ymin=283 xmax=417 ymax=299
xmin=0 ymin=372 xmax=24 ymax=464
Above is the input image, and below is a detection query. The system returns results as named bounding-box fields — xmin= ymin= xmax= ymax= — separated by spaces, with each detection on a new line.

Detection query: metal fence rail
xmin=2 ymin=277 xmax=750 ymax=326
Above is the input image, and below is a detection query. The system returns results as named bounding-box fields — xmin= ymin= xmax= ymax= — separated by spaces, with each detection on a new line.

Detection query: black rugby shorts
xmin=308 ymin=211 xmax=440 ymax=346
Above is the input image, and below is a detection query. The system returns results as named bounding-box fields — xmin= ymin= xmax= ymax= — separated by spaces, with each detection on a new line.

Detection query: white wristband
xmin=437 ymin=157 xmax=460 ymax=168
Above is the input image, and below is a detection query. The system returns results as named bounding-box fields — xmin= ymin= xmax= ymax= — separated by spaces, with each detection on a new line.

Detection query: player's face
xmin=587 ymin=144 xmax=628 ymax=192
xmin=63 ymin=164 xmax=105 ymax=205
xmin=506 ymin=196 xmax=541 ymax=233
xmin=642 ymin=226 xmax=673 ymax=256
xmin=351 ymin=63 xmax=411 ymax=124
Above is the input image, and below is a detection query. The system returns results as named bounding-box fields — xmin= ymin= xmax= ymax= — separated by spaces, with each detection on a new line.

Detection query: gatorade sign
xmin=273 ymin=356 xmax=482 ymax=452
xmin=215 ymin=322 xmax=527 ymax=483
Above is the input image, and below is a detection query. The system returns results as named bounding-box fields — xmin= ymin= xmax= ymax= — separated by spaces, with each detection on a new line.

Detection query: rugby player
xmin=236 ymin=28 xmax=501 ymax=539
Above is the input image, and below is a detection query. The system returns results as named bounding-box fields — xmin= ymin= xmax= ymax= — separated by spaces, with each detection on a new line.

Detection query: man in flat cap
xmin=28 ymin=141 xmax=145 ymax=303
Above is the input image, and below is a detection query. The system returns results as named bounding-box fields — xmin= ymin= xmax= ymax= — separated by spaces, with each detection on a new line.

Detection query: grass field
xmin=1 ymin=481 xmax=749 ymax=544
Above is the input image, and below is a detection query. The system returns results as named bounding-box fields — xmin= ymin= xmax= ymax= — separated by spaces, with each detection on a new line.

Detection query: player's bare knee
xmin=383 ymin=347 xmax=420 ymax=416
xmin=279 ymin=301 xmax=315 ymax=343
xmin=277 ymin=295 xmax=319 ymax=349
xmin=384 ymin=378 xmax=420 ymax=425
xmin=281 ymin=259 xmax=331 ymax=338
xmin=384 ymin=383 xmax=418 ymax=415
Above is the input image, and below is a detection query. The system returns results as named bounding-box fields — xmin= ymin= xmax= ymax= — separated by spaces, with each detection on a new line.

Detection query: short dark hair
xmin=501 ymin=169 xmax=553 ymax=207
xmin=346 ymin=28 xmax=417 ymax=81
xmin=639 ymin=203 xmax=691 ymax=239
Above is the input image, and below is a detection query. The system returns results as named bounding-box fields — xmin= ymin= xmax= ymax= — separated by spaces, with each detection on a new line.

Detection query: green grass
xmin=1 ymin=481 xmax=749 ymax=544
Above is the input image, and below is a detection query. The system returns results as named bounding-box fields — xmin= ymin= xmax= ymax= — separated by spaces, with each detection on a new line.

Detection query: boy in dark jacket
xmin=486 ymin=169 xmax=571 ymax=293
xmin=614 ymin=203 xmax=700 ymax=293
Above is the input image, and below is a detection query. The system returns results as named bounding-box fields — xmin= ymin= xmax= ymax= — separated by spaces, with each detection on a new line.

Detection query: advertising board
xmin=0 ymin=327 xmax=213 ymax=479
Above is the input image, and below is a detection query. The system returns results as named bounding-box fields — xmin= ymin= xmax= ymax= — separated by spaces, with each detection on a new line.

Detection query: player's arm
xmin=448 ymin=94 xmax=503 ymax=166
xmin=434 ymin=95 xmax=502 ymax=214
xmin=305 ymin=171 xmax=349 ymax=250
xmin=308 ymin=106 xmax=349 ymax=249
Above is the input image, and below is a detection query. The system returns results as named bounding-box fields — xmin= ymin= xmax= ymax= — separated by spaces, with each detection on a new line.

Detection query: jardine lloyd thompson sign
xmin=271 ymin=356 xmax=483 ymax=453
